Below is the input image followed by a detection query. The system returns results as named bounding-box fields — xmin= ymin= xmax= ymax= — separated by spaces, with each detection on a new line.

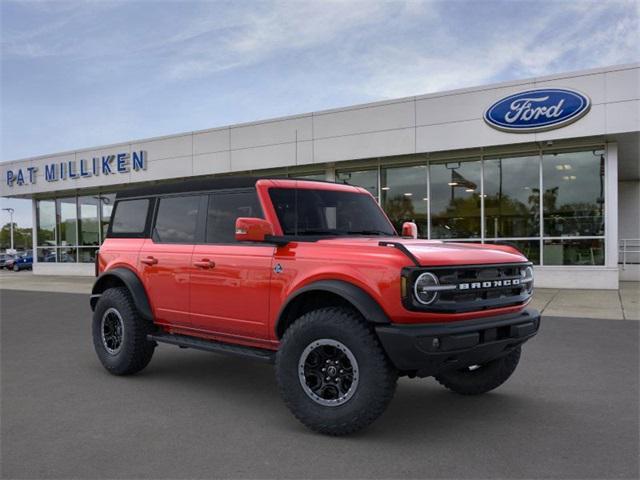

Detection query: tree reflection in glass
xmin=430 ymin=160 xmax=481 ymax=239
xmin=542 ymin=150 xmax=605 ymax=237
xmin=484 ymin=155 xmax=540 ymax=238
xmin=381 ymin=165 xmax=428 ymax=237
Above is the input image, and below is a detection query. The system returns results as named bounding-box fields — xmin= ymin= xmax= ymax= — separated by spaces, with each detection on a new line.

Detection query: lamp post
xmin=2 ymin=207 xmax=15 ymax=251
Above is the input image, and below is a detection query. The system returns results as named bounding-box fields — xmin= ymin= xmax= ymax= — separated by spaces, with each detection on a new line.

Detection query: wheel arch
xmin=275 ymin=280 xmax=390 ymax=339
xmin=90 ymin=267 xmax=153 ymax=321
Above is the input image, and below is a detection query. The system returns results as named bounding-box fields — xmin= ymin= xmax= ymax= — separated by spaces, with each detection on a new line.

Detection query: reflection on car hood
xmin=317 ymin=237 xmax=528 ymax=266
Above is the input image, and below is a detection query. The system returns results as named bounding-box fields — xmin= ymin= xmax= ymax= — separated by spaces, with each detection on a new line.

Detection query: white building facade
xmin=1 ymin=63 xmax=639 ymax=289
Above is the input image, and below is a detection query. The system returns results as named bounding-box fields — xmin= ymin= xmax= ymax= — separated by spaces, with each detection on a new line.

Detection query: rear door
xmin=189 ymin=189 xmax=274 ymax=341
xmin=139 ymin=194 xmax=204 ymax=327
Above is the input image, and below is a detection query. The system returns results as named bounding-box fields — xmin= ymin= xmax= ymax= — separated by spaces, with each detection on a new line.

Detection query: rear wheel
xmin=12 ymin=264 xmax=19 ymax=272
xmin=92 ymin=287 xmax=155 ymax=375
xmin=276 ymin=307 xmax=397 ymax=436
xmin=435 ymin=347 xmax=521 ymax=395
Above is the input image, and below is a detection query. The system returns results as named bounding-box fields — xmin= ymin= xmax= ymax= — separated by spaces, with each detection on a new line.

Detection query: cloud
xmin=352 ymin=0 xmax=640 ymax=99
xmin=163 ymin=1 xmax=400 ymax=80
xmin=4 ymin=0 xmax=637 ymax=90
xmin=1 ymin=0 xmax=638 ymax=163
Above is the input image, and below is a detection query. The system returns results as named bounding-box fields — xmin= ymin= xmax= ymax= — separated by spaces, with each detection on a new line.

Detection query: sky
xmin=1 ymin=0 xmax=639 ymax=228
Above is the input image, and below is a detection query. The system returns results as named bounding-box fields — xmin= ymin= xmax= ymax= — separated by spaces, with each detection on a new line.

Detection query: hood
xmin=316 ymin=237 xmax=528 ymax=266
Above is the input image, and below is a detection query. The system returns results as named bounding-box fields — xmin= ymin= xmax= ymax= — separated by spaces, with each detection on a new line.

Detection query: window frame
xmin=147 ymin=194 xmax=206 ymax=245
xmin=203 ymin=187 xmax=265 ymax=245
xmin=107 ymin=197 xmax=156 ymax=239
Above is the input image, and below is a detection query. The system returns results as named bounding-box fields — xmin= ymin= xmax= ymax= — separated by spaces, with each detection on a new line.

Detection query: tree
xmin=0 ymin=223 xmax=32 ymax=251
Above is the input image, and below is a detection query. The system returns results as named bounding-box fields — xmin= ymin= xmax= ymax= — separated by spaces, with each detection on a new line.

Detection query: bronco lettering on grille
xmin=458 ymin=278 xmax=521 ymax=290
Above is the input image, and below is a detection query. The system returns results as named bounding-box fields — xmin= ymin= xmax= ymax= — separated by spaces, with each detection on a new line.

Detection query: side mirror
xmin=401 ymin=221 xmax=418 ymax=239
xmin=235 ymin=217 xmax=274 ymax=243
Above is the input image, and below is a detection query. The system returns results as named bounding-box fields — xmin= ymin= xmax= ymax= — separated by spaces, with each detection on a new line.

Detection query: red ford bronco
xmin=91 ymin=178 xmax=539 ymax=435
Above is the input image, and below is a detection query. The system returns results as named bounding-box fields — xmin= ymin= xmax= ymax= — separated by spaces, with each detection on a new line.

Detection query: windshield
xmin=269 ymin=188 xmax=397 ymax=237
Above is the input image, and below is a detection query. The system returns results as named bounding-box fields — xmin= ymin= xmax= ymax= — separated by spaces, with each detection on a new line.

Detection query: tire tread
xmin=276 ymin=307 xmax=397 ymax=436
xmin=92 ymin=287 xmax=155 ymax=375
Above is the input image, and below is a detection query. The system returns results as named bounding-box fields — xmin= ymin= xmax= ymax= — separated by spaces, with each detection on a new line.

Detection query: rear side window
xmin=153 ymin=195 xmax=201 ymax=244
xmin=206 ymin=190 xmax=262 ymax=243
xmin=111 ymin=199 xmax=150 ymax=234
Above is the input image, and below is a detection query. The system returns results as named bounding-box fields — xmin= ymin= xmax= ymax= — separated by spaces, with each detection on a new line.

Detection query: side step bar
xmin=147 ymin=333 xmax=276 ymax=364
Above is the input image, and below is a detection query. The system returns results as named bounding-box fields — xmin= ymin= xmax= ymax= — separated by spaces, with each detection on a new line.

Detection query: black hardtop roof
xmin=115 ymin=176 xmax=337 ymax=199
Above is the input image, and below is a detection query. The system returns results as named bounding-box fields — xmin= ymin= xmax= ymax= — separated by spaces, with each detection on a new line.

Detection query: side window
xmin=110 ymin=199 xmax=150 ymax=234
xmin=206 ymin=190 xmax=262 ymax=244
xmin=153 ymin=195 xmax=200 ymax=243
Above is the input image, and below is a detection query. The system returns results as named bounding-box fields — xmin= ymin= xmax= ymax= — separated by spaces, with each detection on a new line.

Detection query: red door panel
xmin=189 ymin=245 xmax=274 ymax=340
xmin=139 ymin=239 xmax=194 ymax=326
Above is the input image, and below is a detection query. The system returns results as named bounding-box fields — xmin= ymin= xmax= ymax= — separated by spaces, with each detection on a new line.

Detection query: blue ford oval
xmin=484 ymin=88 xmax=591 ymax=132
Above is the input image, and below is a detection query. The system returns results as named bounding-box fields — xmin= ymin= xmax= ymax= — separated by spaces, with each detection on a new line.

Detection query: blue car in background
xmin=9 ymin=252 xmax=33 ymax=272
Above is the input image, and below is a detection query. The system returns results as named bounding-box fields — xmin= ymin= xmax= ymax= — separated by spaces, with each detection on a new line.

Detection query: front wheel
xmin=13 ymin=264 xmax=19 ymax=272
xmin=435 ymin=347 xmax=521 ymax=395
xmin=276 ymin=307 xmax=398 ymax=436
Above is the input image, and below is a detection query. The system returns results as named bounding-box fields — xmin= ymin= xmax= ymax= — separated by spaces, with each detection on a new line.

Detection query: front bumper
xmin=375 ymin=308 xmax=540 ymax=377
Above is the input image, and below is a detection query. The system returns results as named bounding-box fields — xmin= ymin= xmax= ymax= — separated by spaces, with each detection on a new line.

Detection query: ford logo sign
xmin=484 ymin=88 xmax=591 ymax=133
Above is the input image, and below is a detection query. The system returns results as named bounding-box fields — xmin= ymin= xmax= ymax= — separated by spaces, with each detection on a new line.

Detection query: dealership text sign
xmin=484 ymin=88 xmax=591 ymax=132
xmin=5 ymin=151 xmax=147 ymax=187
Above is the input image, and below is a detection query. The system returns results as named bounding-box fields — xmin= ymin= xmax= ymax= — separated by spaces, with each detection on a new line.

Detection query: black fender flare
xmin=275 ymin=279 xmax=390 ymax=338
xmin=90 ymin=267 xmax=153 ymax=321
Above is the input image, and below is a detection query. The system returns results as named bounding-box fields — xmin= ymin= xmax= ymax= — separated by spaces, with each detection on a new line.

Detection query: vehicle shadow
xmin=103 ymin=348 xmax=551 ymax=440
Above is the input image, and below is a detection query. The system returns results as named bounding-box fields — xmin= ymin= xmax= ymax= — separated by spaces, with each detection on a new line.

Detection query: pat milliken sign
xmin=484 ymin=88 xmax=591 ymax=133
xmin=5 ymin=151 xmax=147 ymax=187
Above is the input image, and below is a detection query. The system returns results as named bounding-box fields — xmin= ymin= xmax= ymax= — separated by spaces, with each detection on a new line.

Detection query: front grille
xmin=404 ymin=263 xmax=533 ymax=313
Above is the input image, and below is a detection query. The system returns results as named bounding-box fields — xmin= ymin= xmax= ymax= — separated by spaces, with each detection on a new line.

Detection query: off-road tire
xmin=276 ymin=307 xmax=398 ymax=436
xmin=12 ymin=264 xmax=19 ymax=272
xmin=435 ymin=347 xmax=521 ymax=395
xmin=92 ymin=287 xmax=155 ymax=375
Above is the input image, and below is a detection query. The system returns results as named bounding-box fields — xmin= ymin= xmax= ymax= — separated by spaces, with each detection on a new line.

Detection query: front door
xmin=189 ymin=189 xmax=274 ymax=341
xmin=139 ymin=194 xmax=203 ymax=327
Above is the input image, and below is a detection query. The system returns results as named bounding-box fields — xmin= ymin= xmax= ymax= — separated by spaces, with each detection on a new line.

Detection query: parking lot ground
xmin=1 ymin=290 xmax=638 ymax=479
xmin=0 ymin=270 xmax=92 ymax=294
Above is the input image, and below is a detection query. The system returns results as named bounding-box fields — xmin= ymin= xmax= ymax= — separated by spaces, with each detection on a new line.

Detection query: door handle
xmin=141 ymin=256 xmax=158 ymax=266
xmin=193 ymin=259 xmax=215 ymax=269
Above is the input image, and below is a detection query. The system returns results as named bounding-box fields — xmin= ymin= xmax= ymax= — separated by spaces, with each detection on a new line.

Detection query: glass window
xmin=111 ymin=199 xmax=149 ymax=234
xmin=78 ymin=196 xmax=100 ymax=246
xmin=484 ymin=155 xmax=540 ymax=238
xmin=78 ymin=247 xmax=99 ymax=263
xmin=153 ymin=196 xmax=200 ymax=244
xmin=336 ymin=170 xmax=379 ymax=199
xmin=36 ymin=200 xmax=56 ymax=247
xmin=381 ymin=165 xmax=428 ymax=237
xmin=58 ymin=247 xmax=77 ymax=263
xmin=206 ymin=190 xmax=262 ymax=244
xmin=99 ymin=194 xmax=115 ymax=241
xmin=292 ymin=172 xmax=326 ymax=181
xmin=269 ymin=188 xmax=395 ymax=237
xmin=37 ymin=247 xmax=56 ymax=263
xmin=485 ymin=240 xmax=540 ymax=265
xmin=542 ymin=150 xmax=605 ymax=236
xmin=57 ymin=198 xmax=77 ymax=246
xmin=430 ymin=160 xmax=481 ymax=239
xmin=543 ymin=238 xmax=604 ymax=265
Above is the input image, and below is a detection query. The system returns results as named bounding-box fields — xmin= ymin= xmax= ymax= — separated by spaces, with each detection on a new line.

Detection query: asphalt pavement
xmin=1 ymin=289 xmax=638 ymax=479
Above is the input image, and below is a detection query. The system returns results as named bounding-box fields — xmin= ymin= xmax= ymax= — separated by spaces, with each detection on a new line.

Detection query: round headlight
xmin=414 ymin=272 xmax=440 ymax=305
xmin=521 ymin=266 xmax=534 ymax=293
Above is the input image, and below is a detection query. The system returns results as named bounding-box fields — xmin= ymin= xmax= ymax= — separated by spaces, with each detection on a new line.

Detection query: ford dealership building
xmin=1 ymin=63 xmax=638 ymax=289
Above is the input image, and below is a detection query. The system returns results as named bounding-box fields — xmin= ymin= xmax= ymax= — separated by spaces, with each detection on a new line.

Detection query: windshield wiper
xmin=346 ymin=230 xmax=393 ymax=236
xmin=295 ymin=229 xmax=393 ymax=237
xmin=296 ymin=229 xmax=347 ymax=236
